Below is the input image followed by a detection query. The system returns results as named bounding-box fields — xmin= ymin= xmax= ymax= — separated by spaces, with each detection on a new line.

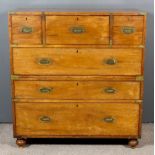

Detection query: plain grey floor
xmin=0 ymin=123 xmax=153 ymax=155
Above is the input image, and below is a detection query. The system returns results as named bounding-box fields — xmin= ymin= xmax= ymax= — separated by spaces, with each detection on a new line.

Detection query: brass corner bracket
xmin=139 ymin=45 xmax=144 ymax=48
xmin=136 ymin=75 xmax=144 ymax=81
xmin=11 ymin=75 xmax=20 ymax=80
xmin=109 ymin=39 xmax=112 ymax=48
xmin=139 ymin=12 xmax=147 ymax=16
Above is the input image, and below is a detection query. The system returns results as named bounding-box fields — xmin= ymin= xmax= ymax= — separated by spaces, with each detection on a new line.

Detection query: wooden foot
xmin=128 ymin=139 xmax=138 ymax=148
xmin=16 ymin=138 xmax=27 ymax=147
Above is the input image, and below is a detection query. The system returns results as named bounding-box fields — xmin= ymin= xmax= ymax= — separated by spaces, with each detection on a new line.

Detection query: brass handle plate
xmin=103 ymin=116 xmax=114 ymax=123
xmin=39 ymin=116 xmax=51 ymax=123
xmin=105 ymin=58 xmax=117 ymax=65
xmin=38 ymin=58 xmax=52 ymax=65
xmin=122 ymin=26 xmax=135 ymax=34
xmin=39 ymin=87 xmax=53 ymax=93
xmin=21 ymin=26 xmax=33 ymax=33
xmin=70 ymin=26 xmax=85 ymax=34
xmin=104 ymin=87 xmax=116 ymax=94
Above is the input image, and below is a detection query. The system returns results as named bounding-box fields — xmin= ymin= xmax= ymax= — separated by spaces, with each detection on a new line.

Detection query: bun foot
xmin=16 ymin=138 xmax=27 ymax=147
xmin=128 ymin=139 xmax=138 ymax=148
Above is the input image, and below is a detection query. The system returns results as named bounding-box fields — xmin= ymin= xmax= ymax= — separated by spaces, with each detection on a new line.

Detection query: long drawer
xmin=14 ymin=81 xmax=140 ymax=100
xmin=12 ymin=48 xmax=142 ymax=75
xmin=15 ymin=102 xmax=140 ymax=137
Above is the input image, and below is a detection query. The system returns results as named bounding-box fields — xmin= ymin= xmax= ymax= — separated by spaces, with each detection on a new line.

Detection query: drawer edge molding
xmin=11 ymin=75 xmax=144 ymax=81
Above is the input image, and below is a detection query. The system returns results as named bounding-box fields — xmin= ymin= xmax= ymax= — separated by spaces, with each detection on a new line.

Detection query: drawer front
xmin=112 ymin=16 xmax=144 ymax=45
xmin=13 ymin=48 xmax=142 ymax=75
xmin=46 ymin=16 xmax=109 ymax=45
xmin=14 ymin=81 xmax=140 ymax=100
xmin=11 ymin=15 xmax=42 ymax=44
xmin=15 ymin=103 xmax=139 ymax=136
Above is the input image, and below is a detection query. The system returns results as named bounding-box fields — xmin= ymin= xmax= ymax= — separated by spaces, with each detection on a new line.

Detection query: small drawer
xmin=13 ymin=48 xmax=142 ymax=76
xmin=46 ymin=16 xmax=109 ymax=45
xmin=112 ymin=16 xmax=144 ymax=45
xmin=14 ymin=81 xmax=140 ymax=100
xmin=15 ymin=102 xmax=139 ymax=136
xmin=11 ymin=15 xmax=42 ymax=44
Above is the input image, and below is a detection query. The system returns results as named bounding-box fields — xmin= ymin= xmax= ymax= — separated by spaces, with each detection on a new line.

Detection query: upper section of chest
xmin=9 ymin=11 xmax=146 ymax=47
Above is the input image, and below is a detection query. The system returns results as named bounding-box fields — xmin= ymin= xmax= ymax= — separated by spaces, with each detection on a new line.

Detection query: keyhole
xmin=76 ymin=82 xmax=79 ymax=86
xmin=25 ymin=17 xmax=28 ymax=21
xmin=76 ymin=17 xmax=79 ymax=21
xmin=76 ymin=104 xmax=79 ymax=107
xmin=76 ymin=50 xmax=79 ymax=53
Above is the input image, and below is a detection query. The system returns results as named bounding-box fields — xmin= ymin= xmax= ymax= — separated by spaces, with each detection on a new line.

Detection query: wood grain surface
xmin=11 ymin=15 xmax=42 ymax=45
xmin=46 ymin=16 xmax=109 ymax=45
xmin=112 ymin=16 xmax=144 ymax=45
xmin=15 ymin=102 xmax=139 ymax=136
xmin=14 ymin=80 xmax=140 ymax=100
xmin=12 ymin=48 xmax=142 ymax=75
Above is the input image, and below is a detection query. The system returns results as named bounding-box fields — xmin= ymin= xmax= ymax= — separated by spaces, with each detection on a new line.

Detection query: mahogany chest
xmin=9 ymin=10 xmax=146 ymax=147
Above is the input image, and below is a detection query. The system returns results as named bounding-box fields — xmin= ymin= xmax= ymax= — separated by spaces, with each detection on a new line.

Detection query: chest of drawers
xmin=9 ymin=10 xmax=146 ymax=148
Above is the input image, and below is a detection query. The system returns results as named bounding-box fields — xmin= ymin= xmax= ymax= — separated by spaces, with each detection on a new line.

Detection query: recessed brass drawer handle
xmin=39 ymin=87 xmax=53 ymax=93
xmin=38 ymin=58 xmax=52 ymax=65
xmin=104 ymin=87 xmax=116 ymax=94
xmin=70 ymin=26 xmax=85 ymax=34
xmin=103 ymin=116 xmax=115 ymax=123
xmin=105 ymin=58 xmax=117 ymax=65
xmin=21 ymin=26 xmax=33 ymax=33
xmin=39 ymin=115 xmax=51 ymax=123
xmin=122 ymin=26 xmax=136 ymax=34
